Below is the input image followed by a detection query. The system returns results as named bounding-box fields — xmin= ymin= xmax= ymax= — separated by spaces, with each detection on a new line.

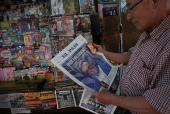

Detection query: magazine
xmin=51 ymin=0 xmax=65 ymax=16
xmin=0 ymin=94 xmax=10 ymax=108
xmin=72 ymin=87 xmax=84 ymax=107
xmin=79 ymin=0 xmax=93 ymax=14
xmin=79 ymin=88 xmax=117 ymax=114
xmin=51 ymin=35 xmax=121 ymax=92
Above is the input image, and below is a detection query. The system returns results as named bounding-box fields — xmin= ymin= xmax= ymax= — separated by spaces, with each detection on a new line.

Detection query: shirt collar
xmin=148 ymin=14 xmax=170 ymax=40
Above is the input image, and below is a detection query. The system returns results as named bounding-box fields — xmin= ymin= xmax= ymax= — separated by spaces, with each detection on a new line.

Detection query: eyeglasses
xmin=122 ymin=0 xmax=143 ymax=14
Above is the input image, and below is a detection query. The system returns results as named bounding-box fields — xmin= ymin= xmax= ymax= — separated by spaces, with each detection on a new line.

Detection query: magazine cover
xmin=8 ymin=93 xmax=30 ymax=113
xmin=79 ymin=88 xmax=117 ymax=114
xmin=14 ymin=70 xmax=22 ymax=82
xmin=76 ymin=32 xmax=93 ymax=43
xmin=21 ymin=69 xmax=30 ymax=80
xmin=57 ymin=16 xmax=74 ymax=36
xmin=9 ymin=20 xmax=19 ymax=31
xmin=3 ymin=67 xmax=16 ymax=81
xmin=0 ymin=5 xmax=7 ymax=21
xmin=6 ymin=28 xmax=17 ymax=43
xmin=74 ymin=0 xmax=80 ymax=14
xmin=50 ymin=35 xmax=59 ymax=57
xmin=28 ymin=3 xmax=38 ymax=18
xmin=72 ymin=87 xmax=84 ymax=106
xmin=59 ymin=37 xmax=68 ymax=52
xmin=31 ymin=32 xmax=40 ymax=48
xmin=40 ymin=43 xmax=52 ymax=62
xmin=79 ymin=0 xmax=93 ymax=14
xmin=18 ymin=3 xmax=31 ymax=19
xmin=18 ymin=18 xmax=29 ymax=32
xmin=0 ymin=94 xmax=10 ymax=108
xmin=29 ymin=67 xmax=38 ymax=80
xmin=38 ymin=2 xmax=49 ymax=16
xmin=45 ymin=72 xmax=54 ymax=83
xmin=51 ymin=0 xmax=65 ymax=16
xmin=0 ymin=47 xmax=12 ymax=66
xmin=10 ymin=47 xmax=22 ymax=64
xmin=24 ymin=92 xmax=42 ymax=110
xmin=74 ymin=14 xmax=91 ymax=33
xmin=98 ymin=4 xmax=103 ymax=18
xmin=55 ymin=88 xmax=76 ymax=109
xmin=63 ymin=0 xmax=75 ymax=15
xmin=40 ymin=91 xmax=57 ymax=109
xmin=16 ymin=31 xmax=24 ymax=46
xmin=49 ymin=16 xmax=58 ymax=35
xmin=8 ymin=4 xmax=19 ymax=21
xmin=0 ymin=21 xmax=10 ymax=29
xmin=24 ymin=32 xmax=33 ymax=45
xmin=0 ymin=68 xmax=4 ymax=81
xmin=51 ymin=35 xmax=121 ymax=92
xmin=28 ymin=18 xmax=39 ymax=32
xmin=40 ymin=28 xmax=50 ymax=43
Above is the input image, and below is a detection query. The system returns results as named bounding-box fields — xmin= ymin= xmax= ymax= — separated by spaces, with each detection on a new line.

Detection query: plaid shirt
xmin=121 ymin=14 xmax=170 ymax=114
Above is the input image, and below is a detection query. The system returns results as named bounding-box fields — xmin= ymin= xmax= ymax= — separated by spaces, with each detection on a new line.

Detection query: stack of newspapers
xmin=51 ymin=35 xmax=122 ymax=114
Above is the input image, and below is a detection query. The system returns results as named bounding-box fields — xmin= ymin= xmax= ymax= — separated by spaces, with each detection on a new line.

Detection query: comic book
xmin=57 ymin=16 xmax=74 ymax=36
xmin=49 ymin=16 xmax=58 ymax=35
xmin=3 ymin=67 xmax=16 ymax=81
xmin=45 ymin=72 xmax=54 ymax=83
xmin=24 ymin=92 xmax=42 ymax=110
xmin=72 ymin=87 xmax=84 ymax=106
xmin=24 ymin=32 xmax=33 ymax=45
xmin=51 ymin=0 xmax=65 ymax=16
xmin=79 ymin=88 xmax=117 ymax=114
xmin=29 ymin=67 xmax=38 ymax=80
xmin=73 ymin=14 xmax=91 ymax=33
xmin=56 ymin=68 xmax=64 ymax=82
xmin=76 ymin=32 xmax=93 ymax=43
xmin=50 ymin=35 xmax=59 ymax=57
xmin=27 ymin=18 xmax=39 ymax=32
xmin=1 ymin=47 xmax=12 ymax=66
xmin=79 ymin=0 xmax=93 ymax=14
xmin=38 ymin=2 xmax=49 ymax=16
xmin=40 ymin=91 xmax=57 ymax=109
xmin=8 ymin=93 xmax=30 ymax=113
xmin=63 ymin=0 xmax=75 ymax=15
xmin=0 ymin=94 xmax=10 ymax=108
xmin=18 ymin=18 xmax=29 ymax=32
xmin=0 ymin=21 xmax=10 ymax=29
xmin=55 ymin=88 xmax=76 ymax=109
xmin=16 ymin=31 xmax=25 ymax=46
xmin=21 ymin=69 xmax=30 ymax=80
xmin=13 ymin=70 xmax=22 ymax=82
xmin=9 ymin=20 xmax=19 ymax=31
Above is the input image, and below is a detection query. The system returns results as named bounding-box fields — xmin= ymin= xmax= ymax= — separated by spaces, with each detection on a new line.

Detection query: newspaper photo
xmin=51 ymin=35 xmax=121 ymax=92
xmin=79 ymin=88 xmax=117 ymax=114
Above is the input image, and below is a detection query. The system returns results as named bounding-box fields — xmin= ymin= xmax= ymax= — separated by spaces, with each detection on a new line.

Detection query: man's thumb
xmin=92 ymin=91 xmax=99 ymax=97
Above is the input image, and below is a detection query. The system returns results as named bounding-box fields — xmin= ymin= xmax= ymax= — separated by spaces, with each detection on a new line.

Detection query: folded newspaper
xmin=51 ymin=35 xmax=122 ymax=93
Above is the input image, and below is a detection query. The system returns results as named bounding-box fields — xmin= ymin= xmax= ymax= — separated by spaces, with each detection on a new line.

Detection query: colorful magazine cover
xmin=29 ymin=67 xmax=38 ymax=80
xmin=10 ymin=47 xmax=22 ymax=64
xmin=9 ymin=20 xmax=19 ymax=31
xmin=45 ymin=72 xmax=54 ymax=83
xmin=1 ymin=29 xmax=10 ymax=46
xmin=50 ymin=35 xmax=59 ymax=57
xmin=31 ymin=32 xmax=40 ymax=48
xmin=0 ymin=21 xmax=10 ymax=29
xmin=18 ymin=18 xmax=29 ymax=32
xmin=33 ymin=49 xmax=40 ymax=61
xmin=72 ymin=87 xmax=84 ymax=106
xmin=59 ymin=37 xmax=69 ymax=52
xmin=0 ymin=68 xmax=4 ymax=81
xmin=74 ymin=14 xmax=91 ymax=33
xmin=13 ymin=70 xmax=22 ymax=82
xmin=0 ymin=94 xmax=10 ymax=108
xmin=79 ymin=0 xmax=93 ymax=14
xmin=49 ymin=16 xmax=58 ymax=35
xmin=6 ymin=28 xmax=17 ymax=43
xmin=56 ymin=68 xmax=64 ymax=82
xmin=1 ymin=47 xmax=12 ymax=66
xmin=79 ymin=88 xmax=117 ymax=114
xmin=7 ymin=4 xmax=19 ymax=21
xmin=24 ymin=32 xmax=33 ymax=45
xmin=21 ymin=69 xmax=30 ymax=80
xmin=57 ymin=16 xmax=74 ymax=36
xmin=18 ymin=3 xmax=31 ymax=19
xmin=40 ymin=43 xmax=52 ymax=62
xmin=40 ymin=28 xmax=50 ymax=43
xmin=38 ymin=2 xmax=49 ymax=16
xmin=51 ymin=0 xmax=65 ymax=16
xmin=76 ymin=32 xmax=93 ymax=43
xmin=28 ymin=3 xmax=38 ymax=18
xmin=63 ymin=0 xmax=75 ymax=15
xmin=28 ymin=18 xmax=39 ymax=32
xmin=98 ymin=4 xmax=103 ymax=18
xmin=40 ymin=91 xmax=57 ymax=109
xmin=3 ymin=67 xmax=15 ymax=81
xmin=55 ymin=88 xmax=76 ymax=109
xmin=0 ymin=5 xmax=7 ymax=21
xmin=24 ymin=92 xmax=42 ymax=110
xmin=74 ymin=0 xmax=80 ymax=14
xmin=8 ymin=93 xmax=30 ymax=113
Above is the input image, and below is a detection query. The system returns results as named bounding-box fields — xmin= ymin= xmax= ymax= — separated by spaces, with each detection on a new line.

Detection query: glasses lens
xmin=122 ymin=5 xmax=128 ymax=14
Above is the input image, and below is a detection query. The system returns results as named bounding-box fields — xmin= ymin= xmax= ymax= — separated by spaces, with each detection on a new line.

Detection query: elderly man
xmin=92 ymin=0 xmax=170 ymax=114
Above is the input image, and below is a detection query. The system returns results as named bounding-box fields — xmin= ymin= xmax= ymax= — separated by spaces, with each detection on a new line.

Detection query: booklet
xmin=51 ymin=35 xmax=122 ymax=92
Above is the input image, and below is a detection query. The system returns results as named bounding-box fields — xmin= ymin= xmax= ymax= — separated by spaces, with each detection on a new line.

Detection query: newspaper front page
xmin=51 ymin=35 xmax=121 ymax=92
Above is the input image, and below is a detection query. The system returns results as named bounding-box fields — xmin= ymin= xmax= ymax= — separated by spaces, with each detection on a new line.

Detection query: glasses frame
xmin=123 ymin=0 xmax=143 ymax=14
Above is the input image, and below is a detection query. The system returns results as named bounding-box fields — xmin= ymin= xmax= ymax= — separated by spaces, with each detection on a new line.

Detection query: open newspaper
xmin=51 ymin=35 xmax=122 ymax=93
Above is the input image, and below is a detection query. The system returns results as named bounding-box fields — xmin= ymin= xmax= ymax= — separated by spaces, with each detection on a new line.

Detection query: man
xmin=92 ymin=0 xmax=170 ymax=114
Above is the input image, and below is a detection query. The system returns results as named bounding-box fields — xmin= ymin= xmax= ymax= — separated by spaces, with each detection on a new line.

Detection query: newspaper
xmin=51 ymin=35 xmax=121 ymax=92
xmin=79 ymin=88 xmax=117 ymax=114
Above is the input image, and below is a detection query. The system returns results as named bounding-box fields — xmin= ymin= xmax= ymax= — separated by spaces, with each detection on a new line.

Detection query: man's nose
xmin=127 ymin=13 xmax=133 ymax=21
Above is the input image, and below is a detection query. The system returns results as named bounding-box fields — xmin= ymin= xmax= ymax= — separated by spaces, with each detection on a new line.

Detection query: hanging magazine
xmin=51 ymin=35 xmax=122 ymax=92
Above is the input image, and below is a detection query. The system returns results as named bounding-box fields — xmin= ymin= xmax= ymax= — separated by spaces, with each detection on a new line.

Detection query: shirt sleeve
xmin=142 ymin=47 xmax=170 ymax=114
xmin=127 ymin=47 xmax=135 ymax=58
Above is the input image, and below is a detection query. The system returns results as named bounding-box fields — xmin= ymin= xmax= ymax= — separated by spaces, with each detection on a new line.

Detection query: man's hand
xmin=93 ymin=43 xmax=105 ymax=54
xmin=92 ymin=89 xmax=118 ymax=105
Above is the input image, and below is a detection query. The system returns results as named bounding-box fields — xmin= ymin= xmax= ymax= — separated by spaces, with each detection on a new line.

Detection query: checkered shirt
xmin=121 ymin=14 xmax=170 ymax=114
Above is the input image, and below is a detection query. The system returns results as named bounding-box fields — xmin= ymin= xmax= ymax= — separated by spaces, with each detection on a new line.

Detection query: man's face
xmin=126 ymin=0 xmax=156 ymax=31
xmin=63 ymin=19 xmax=71 ymax=31
xmin=17 ymin=36 xmax=21 ymax=40
xmin=10 ymin=31 xmax=13 ymax=35
xmin=81 ymin=62 xmax=99 ymax=75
